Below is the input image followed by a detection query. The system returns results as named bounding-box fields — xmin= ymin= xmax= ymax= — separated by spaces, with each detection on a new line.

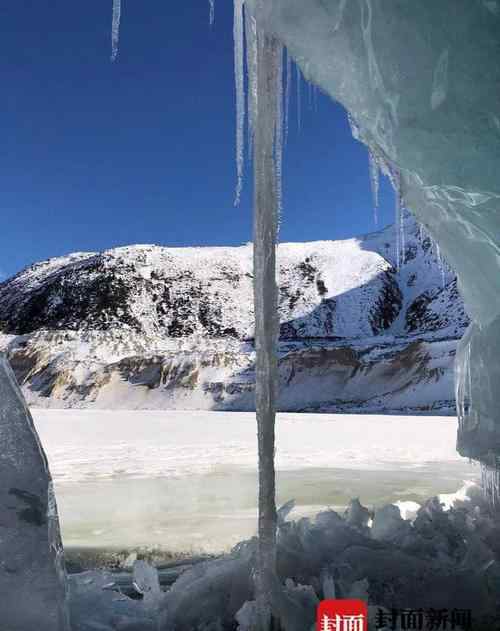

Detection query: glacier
xmin=241 ymin=0 xmax=500 ymax=483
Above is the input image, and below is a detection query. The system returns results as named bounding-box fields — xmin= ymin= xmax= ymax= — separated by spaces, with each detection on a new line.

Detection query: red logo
xmin=317 ymin=599 xmax=368 ymax=631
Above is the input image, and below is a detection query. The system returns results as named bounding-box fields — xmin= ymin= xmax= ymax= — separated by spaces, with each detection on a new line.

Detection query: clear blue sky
xmin=0 ymin=0 xmax=395 ymax=279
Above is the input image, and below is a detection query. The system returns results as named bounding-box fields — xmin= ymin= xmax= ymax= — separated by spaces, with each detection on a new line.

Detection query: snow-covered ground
xmin=33 ymin=410 xmax=479 ymax=554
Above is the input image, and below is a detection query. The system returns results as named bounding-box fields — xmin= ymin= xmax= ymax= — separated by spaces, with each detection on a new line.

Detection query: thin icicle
xmin=468 ymin=339 xmax=473 ymax=421
xmin=245 ymin=11 xmax=258 ymax=159
xmin=435 ymin=241 xmax=446 ymax=288
xmin=233 ymin=0 xmax=245 ymax=205
xmin=368 ymin=151 xmax=380 ymax=225
xmin=400 ymin=205 xmax=406 ymax=266
xmin=284 ymin=49 xmax=292 ymax=145
xmin=208 ymin=0 xmax=215 ymax=26
xmin=394 ymin=170 xmax=402 ymax=270
xmin=111 ymin=0 xmax=121 ymax=62
xmin=393 ymin=170 xmax=406 ymax=268
xmin=275 ymin=47 xmax=284 ymax=224
xmin=296 ymin=63 xmax=302 ymax=131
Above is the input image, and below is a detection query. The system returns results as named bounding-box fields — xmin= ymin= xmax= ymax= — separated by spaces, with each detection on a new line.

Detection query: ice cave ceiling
xmin=247 ymin=0 xmax=500 ymax=321
xmin=244 ymin=0 xmax=500 ymax=468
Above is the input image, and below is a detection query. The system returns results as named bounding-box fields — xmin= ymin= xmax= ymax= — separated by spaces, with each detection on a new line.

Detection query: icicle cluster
xmin=233 ymin=1 xmax=284 ymax=217
xmin=111 ymin=0 xmax=121 ymax=62
xmin=481 ymin=464 xmax=500 ymax=507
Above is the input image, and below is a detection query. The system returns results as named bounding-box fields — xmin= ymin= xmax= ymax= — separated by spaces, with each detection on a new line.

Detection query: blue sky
xmin=0 ymin=1 xmax=395 ymax=279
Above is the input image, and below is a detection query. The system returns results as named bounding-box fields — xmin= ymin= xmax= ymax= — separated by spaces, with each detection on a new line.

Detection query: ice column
xmin=249 ymin=8 xmax=282 ymax=629
xmin=0 ymin=355 xmax=70 ymax=631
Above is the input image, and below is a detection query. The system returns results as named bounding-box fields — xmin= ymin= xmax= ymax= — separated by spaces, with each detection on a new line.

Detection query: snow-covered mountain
xmin=0 ymin=215 xmax=468 ymax=412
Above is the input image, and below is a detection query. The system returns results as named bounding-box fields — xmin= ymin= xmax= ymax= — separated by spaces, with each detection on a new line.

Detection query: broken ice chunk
xmin=0 ymin=355 xmax=70 ymax=631
xmin=371 ymin=504 xmax=410 ymax=543
xmin=344 ymin=498 xmax=371 ymax=533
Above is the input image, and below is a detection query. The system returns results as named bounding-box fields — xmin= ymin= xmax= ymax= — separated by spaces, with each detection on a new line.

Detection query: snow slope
xmin=0 ymin=215 xmax=468 ymax=412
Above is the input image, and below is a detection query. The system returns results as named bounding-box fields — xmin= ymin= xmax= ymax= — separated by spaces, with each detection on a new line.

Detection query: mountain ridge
xmin=0 ymin=216 xmax=469 ymax=412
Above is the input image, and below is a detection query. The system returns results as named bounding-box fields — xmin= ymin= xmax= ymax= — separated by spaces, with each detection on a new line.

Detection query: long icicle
xmin=209 ymin=0 xmax=215 ymax=26
xmin=394 ymin=169 xmax=402 ymax=270
xmin=111 ymin=0 xmax=121 ymax=62
xmin=284 ymin=48 xmax=292 ymax=145
xmin=245 ymin=10 xmax=258 ymax=159
xmin=296 ymin=62 xmax=302 ymax=131
xmin=234 ymin=0 xmax=245 ymax=205
xmin=275 ymin=46 xmax=284 ymax=225
xmin=234 ymin=4 xmax=283 ymax=626
xmin=400 ymin=204 xmax=406 ymax=266
xmin=368 ymin=150 xmax=380 ymax=225
xmin=253 ymin=20 xmax=281 ymax=631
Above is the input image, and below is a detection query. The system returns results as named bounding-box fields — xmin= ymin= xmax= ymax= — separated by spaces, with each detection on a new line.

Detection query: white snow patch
xmin=32 ymin=410 xmax=473 ymax=484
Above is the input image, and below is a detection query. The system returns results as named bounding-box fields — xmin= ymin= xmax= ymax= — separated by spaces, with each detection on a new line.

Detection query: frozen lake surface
xmin=33 ymin=410 xmax=479 ymax=554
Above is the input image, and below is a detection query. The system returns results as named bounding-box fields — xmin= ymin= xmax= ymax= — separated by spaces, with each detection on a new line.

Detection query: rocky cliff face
xmin=0 ymin=216 xmax=468 ymax=412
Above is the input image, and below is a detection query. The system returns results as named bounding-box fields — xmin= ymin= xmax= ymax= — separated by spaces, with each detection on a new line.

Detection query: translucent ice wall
xmin=0 ymin=356 xmax=70 ymax=630
xmin=246 ymin=0 xmax=500 ymax=476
